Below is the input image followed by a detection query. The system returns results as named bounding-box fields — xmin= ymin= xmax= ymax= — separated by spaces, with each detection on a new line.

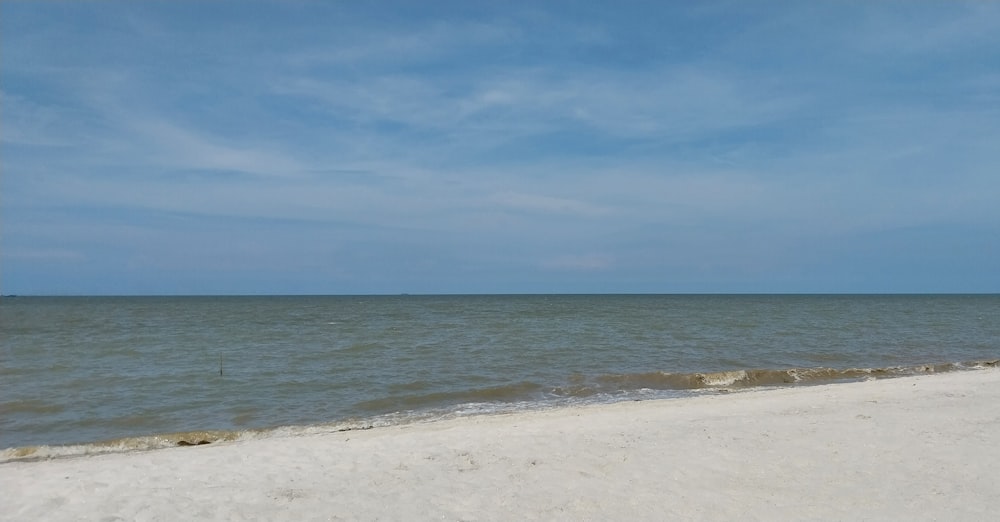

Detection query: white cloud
xmin=287 ymin=20 xmax=522 ymax=68
xmin=3 ymin=1 xmax=999 ymax=293
xmin=272 ymin=65 xmax=799 ymax=148
xmin=120 ymin=117 xmax=307 ymax=178
xmin=489 ymin=191 xmax=610 ymax=217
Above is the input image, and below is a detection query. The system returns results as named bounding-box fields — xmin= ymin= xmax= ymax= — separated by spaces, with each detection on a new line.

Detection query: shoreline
xmin=5 ymin=359 xmax=996 ymax=459
xmin=2 ymin=368 xmax=998 ymax=520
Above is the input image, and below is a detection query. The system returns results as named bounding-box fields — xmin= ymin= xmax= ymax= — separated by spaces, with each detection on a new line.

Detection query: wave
xmin=0 ymin=421 xmax=399 ymax=465
xmin=582 ymin=360 xmax=999 ymax=393
xmin=356 ymin=381 xmax=543 ymax=411
xmin=2 ymin=359 xmax=996 ymax=464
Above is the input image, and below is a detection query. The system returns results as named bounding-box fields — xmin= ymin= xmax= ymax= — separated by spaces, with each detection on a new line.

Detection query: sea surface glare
xmin=1 ymin=294 xmax=997 ymax=458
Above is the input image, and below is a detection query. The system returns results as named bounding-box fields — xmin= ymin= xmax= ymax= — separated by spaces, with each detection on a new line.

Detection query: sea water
xmin=1 ymin=294 xmax=997 ymax=459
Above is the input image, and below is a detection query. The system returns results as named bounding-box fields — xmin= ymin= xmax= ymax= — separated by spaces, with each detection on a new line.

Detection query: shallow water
xmin=2 ymin=294 xmax=998 ymax=456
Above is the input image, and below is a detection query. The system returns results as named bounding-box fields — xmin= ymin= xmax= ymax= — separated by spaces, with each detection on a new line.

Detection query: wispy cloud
xmin=119 ymin=117 xmax=307 ymax=178
xmin=489 ymin=191 xmax=610 ymax=217
xmin=2 ymin=1 xmax=998 ymax=294
xmin=286 ymin=19 xmax=524 ymax=69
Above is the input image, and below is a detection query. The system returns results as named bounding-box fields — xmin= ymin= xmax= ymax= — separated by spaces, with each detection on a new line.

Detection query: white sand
xmin=2 ymin=369 xmax=998 ymax=521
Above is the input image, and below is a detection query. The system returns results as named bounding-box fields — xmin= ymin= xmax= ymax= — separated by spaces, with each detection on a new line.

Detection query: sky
xmin=1 ymin=1 xmax=998 ymax=295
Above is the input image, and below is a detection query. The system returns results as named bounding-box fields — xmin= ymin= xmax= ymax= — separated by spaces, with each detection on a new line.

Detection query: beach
xmin=2 ymin=368 xmax=997 ymax=521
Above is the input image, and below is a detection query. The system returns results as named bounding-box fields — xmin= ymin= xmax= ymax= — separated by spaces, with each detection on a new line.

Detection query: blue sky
xmin=2 ymin=1 xmax=998 ymax=295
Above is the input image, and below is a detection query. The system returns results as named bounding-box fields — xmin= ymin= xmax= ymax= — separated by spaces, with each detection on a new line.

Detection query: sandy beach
xmin=2 ymin=368 xmax=998 ymax=521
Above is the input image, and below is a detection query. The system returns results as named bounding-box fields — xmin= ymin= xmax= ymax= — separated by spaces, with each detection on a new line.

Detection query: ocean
xmin=1 ymin=294 xmax=997 ymax=460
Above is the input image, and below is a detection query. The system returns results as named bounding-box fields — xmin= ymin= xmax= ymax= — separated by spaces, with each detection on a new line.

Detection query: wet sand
xmin=2 ymin=368 xmax=998 ymax=521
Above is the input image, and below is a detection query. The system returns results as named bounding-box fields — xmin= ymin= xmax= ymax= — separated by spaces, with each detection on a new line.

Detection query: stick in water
xmin=219 ymin=355 xmax=223 ymax=376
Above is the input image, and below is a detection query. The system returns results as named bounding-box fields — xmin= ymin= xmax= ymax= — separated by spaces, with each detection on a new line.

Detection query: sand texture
xmin=2 ymin=368 xmax=998 ymax=521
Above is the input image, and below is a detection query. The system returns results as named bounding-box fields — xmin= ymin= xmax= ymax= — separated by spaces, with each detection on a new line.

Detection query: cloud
xmin=2 ymin=1 xmax=998 ymax=294
xmin=286 ymin=19 xmax=522 ymax=69
xmin=271 ymin=64 xmax=800 ymax=155
xmin=118 ymin=117 xmax=307 ymax=178
xmin=489 ymin=191 xmax=610 ymax=217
